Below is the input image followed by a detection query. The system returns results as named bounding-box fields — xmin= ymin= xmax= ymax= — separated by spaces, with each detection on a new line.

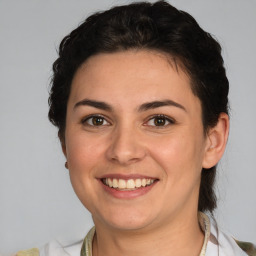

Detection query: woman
xmin=16 ymin=1 xmax=255 ymax=255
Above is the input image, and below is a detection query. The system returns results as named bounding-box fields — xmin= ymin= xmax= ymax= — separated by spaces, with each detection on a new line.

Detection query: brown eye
xmin=83 ymin=115 xmax=109 ymax=126
xmin=154 ymin=117 xmax=166 ymax=126
xmin=146 ymin=115 xmax=174 ymax=127
xmin=92 ymin=116 xmax=104 ymax=126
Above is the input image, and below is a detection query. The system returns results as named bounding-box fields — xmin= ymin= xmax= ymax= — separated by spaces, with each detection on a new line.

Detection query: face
xmin=64 ymin=50 xmax=209 ymax=232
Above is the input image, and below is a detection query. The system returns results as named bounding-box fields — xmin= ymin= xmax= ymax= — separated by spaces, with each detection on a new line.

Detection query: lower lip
xmin=100 ymin=180 xmax=157 ymax=199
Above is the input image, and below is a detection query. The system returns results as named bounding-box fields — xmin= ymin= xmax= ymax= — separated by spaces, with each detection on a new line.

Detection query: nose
xmin=106 ymin=125 xmax=146 ymax=165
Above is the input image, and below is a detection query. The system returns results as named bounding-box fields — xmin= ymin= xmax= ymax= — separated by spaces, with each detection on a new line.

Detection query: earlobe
xmin=202 ymin=113 xmax=229 ymax=169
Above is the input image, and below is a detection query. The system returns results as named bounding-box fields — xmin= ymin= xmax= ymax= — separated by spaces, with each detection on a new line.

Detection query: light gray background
xmin=0 ymin=0 xmax=256 ymax=254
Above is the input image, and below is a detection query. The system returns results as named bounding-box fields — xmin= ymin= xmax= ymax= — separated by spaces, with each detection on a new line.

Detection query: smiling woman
xmin=15 ymin=1 xmax=255 ymax=256
xmin=64 ymin=50 xmax=210 ymax=233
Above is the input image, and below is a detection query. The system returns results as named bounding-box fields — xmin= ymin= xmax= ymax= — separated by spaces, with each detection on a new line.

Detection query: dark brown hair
xmin=48 ymin=0 xmax=229 ymax=213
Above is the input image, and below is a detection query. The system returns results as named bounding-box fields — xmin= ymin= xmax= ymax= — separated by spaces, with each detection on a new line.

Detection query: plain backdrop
xmin=0 ymin=0 xmax=256 ymax=254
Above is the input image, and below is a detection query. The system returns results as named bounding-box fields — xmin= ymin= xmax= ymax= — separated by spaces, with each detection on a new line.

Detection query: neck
xmin=92 ymin=211 xmax=204 ymax=256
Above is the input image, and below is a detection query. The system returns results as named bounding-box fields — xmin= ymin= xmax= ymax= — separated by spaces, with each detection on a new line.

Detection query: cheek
xmin=64 ymin=133 xmax=107 ymax=209
xmin=65 ymin=132 xmax=105 ymax=170
xmin=148 ymin=131 xmax=205 ymax=177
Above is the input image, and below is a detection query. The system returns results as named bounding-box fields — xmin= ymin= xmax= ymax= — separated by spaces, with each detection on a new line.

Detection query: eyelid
xmin=81 ymin=114 xmax=111 ymax=126
xmin=80 ymin=114 xmax=175 ymax=127
xmin=143 ymin=114 xmax=175 ymax=127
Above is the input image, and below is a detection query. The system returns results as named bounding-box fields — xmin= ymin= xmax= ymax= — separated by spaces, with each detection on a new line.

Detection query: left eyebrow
xmin=138 ymin=100 xmax=187 ymax=112
xmin=73 ymin=99 xmax=113 ymax=111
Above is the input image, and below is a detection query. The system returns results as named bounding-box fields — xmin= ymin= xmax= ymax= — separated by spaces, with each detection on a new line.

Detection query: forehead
xmin=69 ymin=50 xmax=200 ymax=113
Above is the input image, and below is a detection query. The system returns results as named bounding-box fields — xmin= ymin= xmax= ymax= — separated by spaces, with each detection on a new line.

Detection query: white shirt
xmin=206 ymin=217 xmax=248 ymax=255
xmin=17 ymin=214 xmax=250 ymax=256
xmin=39 ymin=222 xmax=248 ymax=255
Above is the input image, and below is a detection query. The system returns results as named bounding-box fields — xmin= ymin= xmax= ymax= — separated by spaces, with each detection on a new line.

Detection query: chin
xmin=94 ymin=208 xmax=155 ymax=231
xmin=107 ymin=219 xmax=152 ymax=231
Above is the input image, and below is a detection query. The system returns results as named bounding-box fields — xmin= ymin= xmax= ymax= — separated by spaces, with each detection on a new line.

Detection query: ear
xmin=202 ymin=113 xmax=229 ymax=169
xmin=61 ymin=141 xmax=67 ymax=158
xmin=58 ymin=131 xmax=67 ymax=158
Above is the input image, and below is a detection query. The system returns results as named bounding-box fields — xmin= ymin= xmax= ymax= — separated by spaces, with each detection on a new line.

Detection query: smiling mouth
xmin=101 ymin=178 xmax=157 ymax=191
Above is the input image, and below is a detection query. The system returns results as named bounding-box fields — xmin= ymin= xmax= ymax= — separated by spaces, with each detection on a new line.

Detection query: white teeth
xmin=113 ymin=178 xmax=118 ymax=188
xmin=104 ymin=178 xmax=156 ymax=190
xmin=108 ymin=179 xmax=113 ymax=187
xmin=135 ymin=179 xmax=142 ymax=188
xmin=127 ymin=179 xmax=135 ymax=189
xmin=118 ymin=179 xmax=126 ymax=189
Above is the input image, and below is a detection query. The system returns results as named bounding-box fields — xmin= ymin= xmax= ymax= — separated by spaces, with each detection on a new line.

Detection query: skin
xmin=63 ymin=50 xmax=229 ymax=256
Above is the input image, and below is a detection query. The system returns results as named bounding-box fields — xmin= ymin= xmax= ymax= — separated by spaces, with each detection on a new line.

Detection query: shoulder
xmin=15 ymin=239 xmax=83 ymax=256
xmin=207 ymin=215 xmax=256 ymax=256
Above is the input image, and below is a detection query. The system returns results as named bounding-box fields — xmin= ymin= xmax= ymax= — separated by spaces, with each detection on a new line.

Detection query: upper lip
xmin=98 ymin=174 xmax=158 ymax=180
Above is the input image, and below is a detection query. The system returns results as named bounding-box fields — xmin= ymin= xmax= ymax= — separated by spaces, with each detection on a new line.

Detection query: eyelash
xmin=144 ymin=114 xmax=175 ymax=127
xmin=81 ymin=115 xmax=111 ymax=127
xmin=81 ymin=114 xmax=175 ymax=128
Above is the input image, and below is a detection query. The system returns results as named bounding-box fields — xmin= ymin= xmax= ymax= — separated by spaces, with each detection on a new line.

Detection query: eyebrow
xmin=74 ymin=99 xmax=186 ymax=112
xmin=138 ymin=100 xmax=186 ymax=112
xmin=74 ymin=99 xmax=113 ymax=111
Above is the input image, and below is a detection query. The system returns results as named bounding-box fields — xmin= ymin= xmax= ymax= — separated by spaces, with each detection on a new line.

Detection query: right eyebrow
xmin=73 ymin=99 xmax=113 ymax=112
xmin=138 ymin=100 xmax=187 ymax=112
